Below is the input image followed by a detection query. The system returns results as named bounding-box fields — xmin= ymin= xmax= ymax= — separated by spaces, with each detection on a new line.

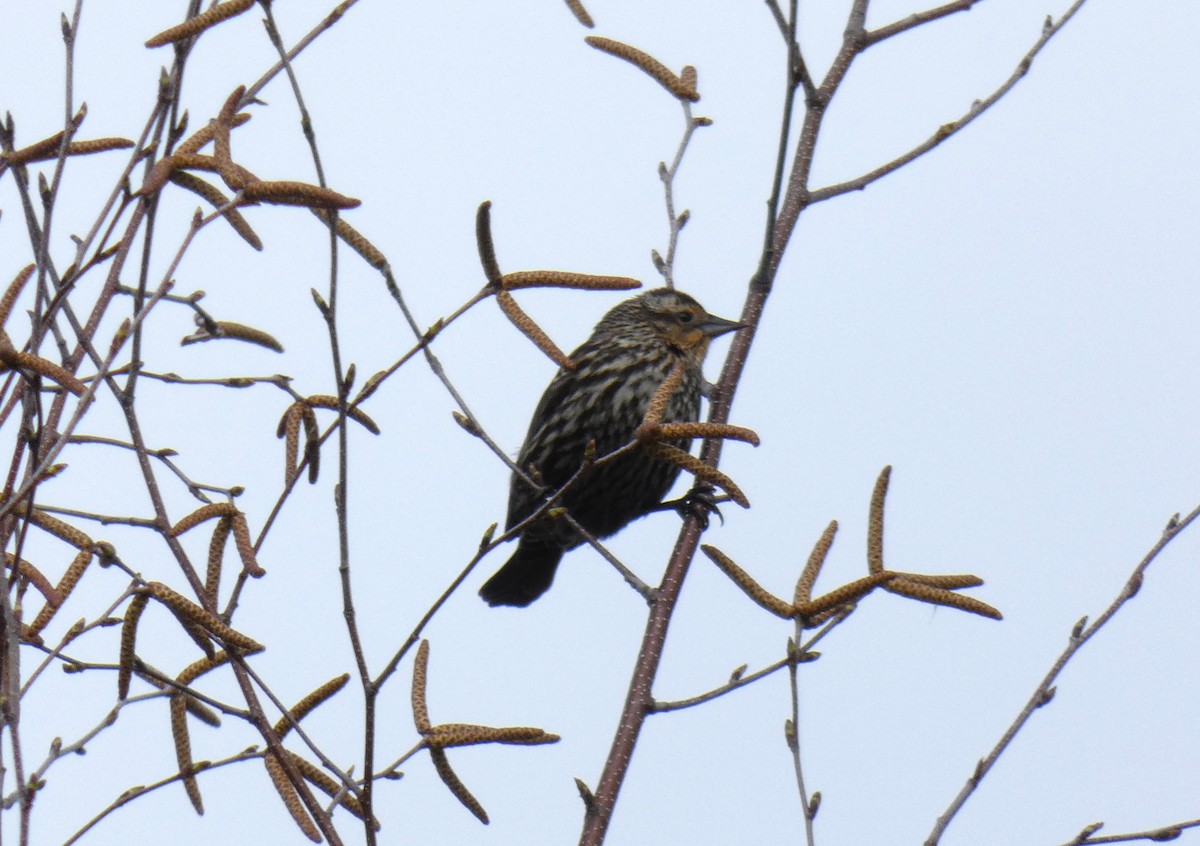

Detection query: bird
xmin=479 ymin=288 xmax=741 ymax=607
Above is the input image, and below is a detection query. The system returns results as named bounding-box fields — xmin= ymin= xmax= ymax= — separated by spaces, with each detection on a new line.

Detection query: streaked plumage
xmin=480 ymin=288 xmax=740 ymax=607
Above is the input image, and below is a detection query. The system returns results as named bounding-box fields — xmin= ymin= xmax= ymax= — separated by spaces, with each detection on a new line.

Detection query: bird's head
xmin=628 ymin=288 xmax=742 ymax=359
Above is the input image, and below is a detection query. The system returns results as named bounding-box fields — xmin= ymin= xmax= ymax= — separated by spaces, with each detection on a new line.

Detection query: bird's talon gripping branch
xmin=661 ymin=485 xmax=724 ymax=529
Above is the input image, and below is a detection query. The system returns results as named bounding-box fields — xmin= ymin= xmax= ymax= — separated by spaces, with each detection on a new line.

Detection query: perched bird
xmin=479 ymin=288 xmax=741 ymax=607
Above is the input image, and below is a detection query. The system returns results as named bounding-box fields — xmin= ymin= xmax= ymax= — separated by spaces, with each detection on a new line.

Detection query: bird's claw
xmin=661 ymin=485 xmax=724 ymax=529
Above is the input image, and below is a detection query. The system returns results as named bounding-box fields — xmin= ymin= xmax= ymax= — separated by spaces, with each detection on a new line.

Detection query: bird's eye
xmin=676 ymin=310 xmax=695 ymax=324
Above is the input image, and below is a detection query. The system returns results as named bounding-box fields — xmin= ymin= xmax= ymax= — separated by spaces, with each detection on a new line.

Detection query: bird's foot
xmin=657 ymin=484 xmax=724 ymax=529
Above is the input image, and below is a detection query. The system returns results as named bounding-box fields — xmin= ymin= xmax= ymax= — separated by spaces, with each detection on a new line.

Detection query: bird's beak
xmin=700 ymin=314 xmax=744 ymax=338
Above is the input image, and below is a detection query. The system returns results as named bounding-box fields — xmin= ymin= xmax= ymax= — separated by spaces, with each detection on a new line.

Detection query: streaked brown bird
xmin=479 ymin=288 xmax=741 ymax=607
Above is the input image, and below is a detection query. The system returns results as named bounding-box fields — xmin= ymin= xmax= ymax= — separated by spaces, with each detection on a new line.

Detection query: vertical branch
xmin=259 ymin=5 xmax=365 ymax=844
xmin=579 ymin=5 xmax=807 ymax=838
xmin=580 ymin=513 xmax=708 ymax=846
xmin=33 ymin=1 xmax=86 ymax=314
xmin=771 ymin=0 xmax=869 ymax=272
xmin=755 ymin=0 xmax=802 ymax=288
xmin=786 ymin=635 xmax=818 ymax=846
xmin=6 ymin=9 xmax=88 ymax=841
xmin=1 ymin=558 xmax=29 ymax=845
xmin=654 ymin=103 xmax=708 ymax=288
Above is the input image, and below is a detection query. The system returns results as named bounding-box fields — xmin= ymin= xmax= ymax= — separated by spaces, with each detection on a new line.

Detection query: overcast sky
xmin=2 ymin=1 xmax=1199 ymax=844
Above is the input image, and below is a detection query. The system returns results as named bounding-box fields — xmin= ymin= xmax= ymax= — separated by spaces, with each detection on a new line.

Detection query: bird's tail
xmin=479 ymin=540 xmax=563 ymax=607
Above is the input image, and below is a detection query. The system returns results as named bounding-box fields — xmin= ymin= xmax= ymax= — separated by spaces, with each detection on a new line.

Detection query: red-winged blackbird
xmin=480 ymin=288 xmax=741 ymax=607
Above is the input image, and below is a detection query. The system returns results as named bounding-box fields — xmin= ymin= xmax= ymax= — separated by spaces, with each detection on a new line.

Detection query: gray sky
xmin=2 ymin=1 xmax=1198 ymax=844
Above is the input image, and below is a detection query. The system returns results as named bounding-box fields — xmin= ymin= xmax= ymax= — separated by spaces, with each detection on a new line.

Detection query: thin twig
xmin=255 ymin=6 xmax=353 ymax=842
xmin=654 ymin=103 xmax=708 ymax=288
xmin=925 ymin=503 xmax=1200 ymax=845
xmin=787 ymin=630 xmax=818 ymax=846
xmin=650 ymin=610 xmax=846 ymax=713
xmin=62 ymin=747 xmax=265 ymax=845
xmin=865 ymin=0 xmax=986 ymax=46
xmin=1054 ymin=818 xmax=1200 ymax=846
xmin=809 ymin=1 xmax=1091 ymax=205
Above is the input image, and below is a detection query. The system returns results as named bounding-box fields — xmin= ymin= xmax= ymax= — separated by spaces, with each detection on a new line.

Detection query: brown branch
xmin=864 ymin=1 xmax=986 ymax=46
xmin=1057 ymin=818 xmax=1199 ymax=845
